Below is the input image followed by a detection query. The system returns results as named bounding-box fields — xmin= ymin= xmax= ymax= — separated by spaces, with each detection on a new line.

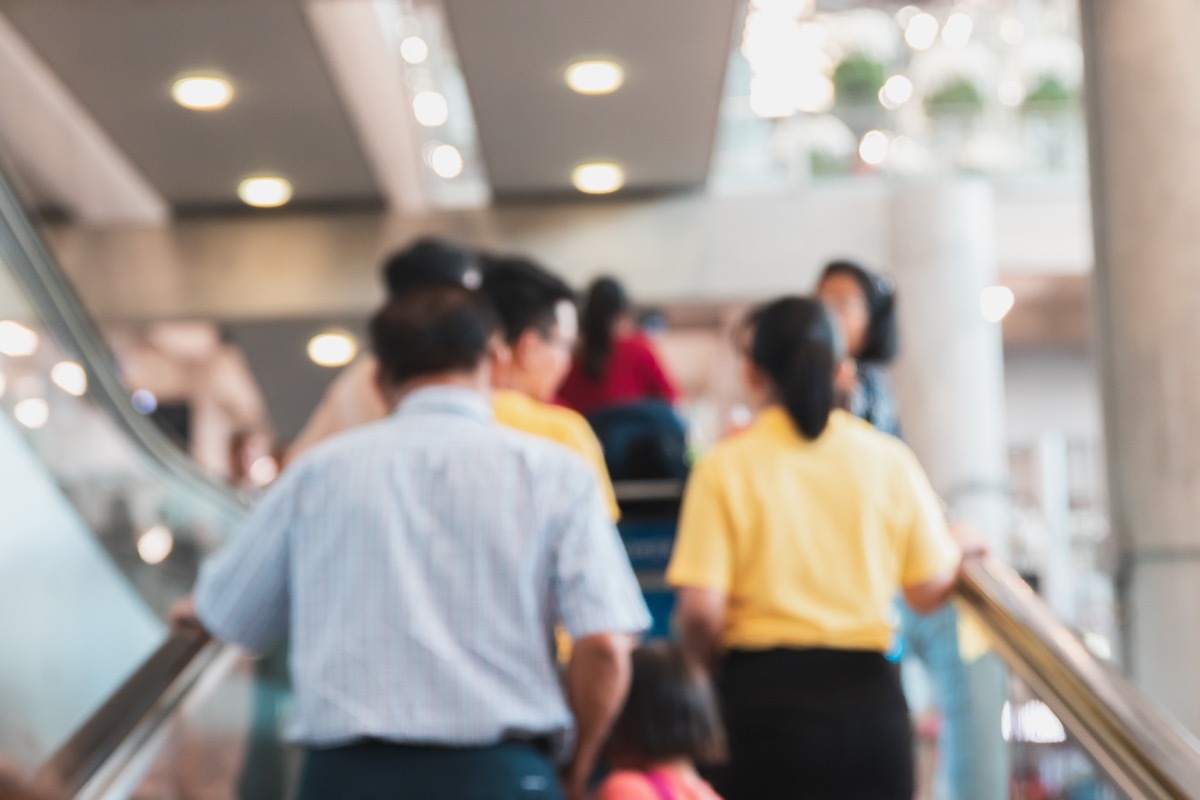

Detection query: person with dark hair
xmin=558 ymin=276 xmax=679 ymax=416
xmin=667 ymin=296 xmax=970 ymax=800
xmin=482 ymin=257 xmax=619 ymax=519
xmin=817 ymin=259 xmax=900 ymax=435
xmin=596 ymin=641 xmax=726 ymax=800
xmin=287 ymin=237 xmax=482 ymax=461
xmin=173 ymin=283 xmax=650 ymax=800
xmin=818 ymin=259 xmax=974 ymax=800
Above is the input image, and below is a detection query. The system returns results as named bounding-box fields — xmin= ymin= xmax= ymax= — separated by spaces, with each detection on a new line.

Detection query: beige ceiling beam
xmin=0 ymin=12 xmax=169 ymax=225
xmin=304 ymin=0 xmax=430 ymax=215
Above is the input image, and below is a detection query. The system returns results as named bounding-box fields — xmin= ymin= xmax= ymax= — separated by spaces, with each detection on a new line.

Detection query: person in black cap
xmin=286 ymin=238 xmax=481 ymax=462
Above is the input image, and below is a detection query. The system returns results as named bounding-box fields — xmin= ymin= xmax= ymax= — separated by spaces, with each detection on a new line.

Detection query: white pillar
xmin=1081 ymin=1 xmax=1200 ymax=733
xmin=889 ymin=180 xmax=1009 ymax=553
xmin=889 ymin=179 xmax=1010 ymax=800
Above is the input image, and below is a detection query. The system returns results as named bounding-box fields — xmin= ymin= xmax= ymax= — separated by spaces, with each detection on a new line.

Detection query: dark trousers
xmin=714 ymin=648 xmax=915 ymax=800
xmin=298 ymin=740 xmax=565 ymax=800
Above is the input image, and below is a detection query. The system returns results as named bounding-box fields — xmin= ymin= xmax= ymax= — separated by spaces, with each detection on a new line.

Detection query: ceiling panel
xmin=1 ymin=0 xmax=381 ymax=209
xmin=444 ymin=0 xmax=741 ymax=198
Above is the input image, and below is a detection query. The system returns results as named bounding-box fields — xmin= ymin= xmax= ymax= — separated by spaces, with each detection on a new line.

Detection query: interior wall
xmin=43 ymin=181 xmax=1091 ymax=323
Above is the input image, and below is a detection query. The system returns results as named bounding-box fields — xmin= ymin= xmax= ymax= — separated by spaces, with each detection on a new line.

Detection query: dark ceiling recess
xmin=444 ymin=0 xmax=741 ymax=199
xmin=2 ymin=0 xmax=382 ymax=211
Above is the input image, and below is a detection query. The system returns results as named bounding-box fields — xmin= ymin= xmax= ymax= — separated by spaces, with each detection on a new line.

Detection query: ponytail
xmin=581 ymin=276 xmax=630 ymax=380
xmin=749 ymin=297 xmax=843 ymax=440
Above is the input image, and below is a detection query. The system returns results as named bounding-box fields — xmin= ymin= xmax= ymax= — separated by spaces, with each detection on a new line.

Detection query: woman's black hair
xmin=580 ymin=276 xmax=630 ymax=379
xmin=748 ymin=296 xmax=845 ymax=440
xmin=819 ymin=260 xmax=898 ymax=364
xmin=606 ymin=641 xmax=726 ymax=767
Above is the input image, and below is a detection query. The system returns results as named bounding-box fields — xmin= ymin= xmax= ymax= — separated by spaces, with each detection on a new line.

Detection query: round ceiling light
xmin=0 ymin=320 xmax=38 ymax=357
xmin=400 ymin=36 xmax=430 ymax=65
xmin=571 ymin=162 xmax=624 ymax=195
xmin=941 ymin=13 xmax=974 ymax=49
xmin=51 ymin=361 xmax=87 ymax=397
xmin=308 ymin=332 xmax=358 ymax=368
xmin=429 ymin=144 xmax=464 ymax=179
xmin=238 ymin=175 xmax=293 ymax=208
xmin=137 ymin=525 xmax=175 ymax=565
xmin=14 ymin=398 xmax=49 ymax=430
xmin=905 ymin=13 xmax=939 ymax=51
xmin=412 ymin=91 xmax=449 ymax=127
xmin=565 ymin=61 xmax=625 ymax=95
xmin=171 ymin=75 xmax=234 ymax=111
xmin=859 ymin=131 xmax=891 ymax=166
xmin=981 ymin=285 xmax=1016 ymax=323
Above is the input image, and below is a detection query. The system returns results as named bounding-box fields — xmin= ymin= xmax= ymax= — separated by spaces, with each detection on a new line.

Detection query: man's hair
xmin=479 ymin=256 xmax=575 ymax=344
xmin=382 ymin=237 xmax=483 ymax=296
xmin=369 ymin=285 xmax=498 ymax=387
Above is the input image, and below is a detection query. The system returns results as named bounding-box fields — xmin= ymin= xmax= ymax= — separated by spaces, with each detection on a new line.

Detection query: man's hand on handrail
xmin=168 ymin=596 xmax=207 ymax=635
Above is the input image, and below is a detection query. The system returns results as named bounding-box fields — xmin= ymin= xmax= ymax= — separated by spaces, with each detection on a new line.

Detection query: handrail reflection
xmin=959 ymin=556 xmax=1200 ymax=800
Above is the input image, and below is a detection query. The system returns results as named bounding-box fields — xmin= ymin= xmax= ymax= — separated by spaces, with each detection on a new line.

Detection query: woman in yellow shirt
xmin=667 ymin=296 xmax=963 ymax=800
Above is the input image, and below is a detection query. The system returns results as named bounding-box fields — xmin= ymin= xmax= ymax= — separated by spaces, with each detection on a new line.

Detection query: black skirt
xmin=712 ymin=648 xmax=914 ymax=800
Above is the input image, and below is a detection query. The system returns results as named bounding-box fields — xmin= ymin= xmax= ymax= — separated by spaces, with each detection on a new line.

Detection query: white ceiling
xmin=0 ymin=0 xmax=746 ymax=218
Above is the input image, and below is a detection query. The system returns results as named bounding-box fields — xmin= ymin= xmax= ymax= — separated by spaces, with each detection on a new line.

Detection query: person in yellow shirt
xmin=480 ymin=257 xmax=619 ymax=520
xmin=667 ymin=296 xmax=967 ymax=800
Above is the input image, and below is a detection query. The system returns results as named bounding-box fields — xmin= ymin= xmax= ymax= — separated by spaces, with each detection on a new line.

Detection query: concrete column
xmin=888 ymin=179 xmax=1010 ymax=800
xmin=889 ymin=180 xmax=1010 ymax=552
xmin=1081 ymin=2 xmax=1200 ymax=733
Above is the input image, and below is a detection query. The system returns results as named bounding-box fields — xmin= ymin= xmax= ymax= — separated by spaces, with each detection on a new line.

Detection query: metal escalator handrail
xmin=33 ymin=630 xmax=215 ymax=797
xmin=0 ymin=172 xmax=248 ymax=792
xmin=959 ymin=556 xmax=1200 ymax=800
xmin=0 ymin=170 xmax=245 ymax=522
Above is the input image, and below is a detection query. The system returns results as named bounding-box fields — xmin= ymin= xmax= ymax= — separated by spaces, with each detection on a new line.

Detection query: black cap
xmin=382 ymin=237 xmax=483 ymax=295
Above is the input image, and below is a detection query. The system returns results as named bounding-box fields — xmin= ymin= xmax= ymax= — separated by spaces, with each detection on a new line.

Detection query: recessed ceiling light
xmin=859 ymin=130 xmax=890 ymax=166
xmin=171 ymin=75 xmax=234 ymax=111
xmin=308 ymin=332 xmax=358 ymax=368
xmin=565 ymin=61 xmax=625 ymax=95
xmin=400 ymin=36 xmax=429 ymax=65
xmin=238 ymin=175 xmax=293 ymax=208
xmin=137 ymin=525 xmax=175 ymax=565
xmin=429 ymin=144 xmax=464 ymax=179
xmin=572 ymin=163 xmax=625 ymax=194
xmin=14 ymin=398 xmax=49 ymax=430
xmin=905 ymin=13 xmax=939 ymax=51
xmin=981 ymin=285 xmax=1016 ymax=323
xmin=412 ymin=91 xmax=449 ymax=127
xmin=0 ymin=320 xmax=38 ymax=357
xmin=51 ymin=361 xmax=87 ymax=397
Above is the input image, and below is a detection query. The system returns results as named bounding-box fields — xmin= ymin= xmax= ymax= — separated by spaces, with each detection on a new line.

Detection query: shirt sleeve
xmin=634 ymin=338 xmax=680 ymax=403
xmin=561 ymin=419 xmax=622 ymax=522
xmin=551 ymin=464 xmax=650 ymax=640
xmin=895 ymin=447 xmax=961 ymax=587
xmin=194 ymin=466 xmax=303 ymax=651
xmin=666 ymin=457 xmax=735 ymax=593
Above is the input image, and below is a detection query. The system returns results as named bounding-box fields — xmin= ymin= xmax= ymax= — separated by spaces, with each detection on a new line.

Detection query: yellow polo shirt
xmin=492 ymin=390 xmax=620 ymax=522
xmin=667 ymin=407 xmax=959 ymax=653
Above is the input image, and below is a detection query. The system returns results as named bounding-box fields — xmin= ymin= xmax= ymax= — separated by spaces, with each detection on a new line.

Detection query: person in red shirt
xmin=558 ymin=276 xmax=679 ymax=416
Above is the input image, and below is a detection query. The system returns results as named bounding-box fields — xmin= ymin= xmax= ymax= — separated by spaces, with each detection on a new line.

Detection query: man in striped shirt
xmin=176 ymin=285 xmax=650 ymax=800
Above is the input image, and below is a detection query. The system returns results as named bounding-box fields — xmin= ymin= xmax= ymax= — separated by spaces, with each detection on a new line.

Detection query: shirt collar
xmin=394 ymin=385 xmax=493 ymax=422
xmin=755 ymin=406 xmax=848 ymax=442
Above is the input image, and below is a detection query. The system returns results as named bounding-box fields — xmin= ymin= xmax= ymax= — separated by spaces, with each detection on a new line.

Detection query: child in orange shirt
xmin=595 ymin=641 xmax=726 ymax=800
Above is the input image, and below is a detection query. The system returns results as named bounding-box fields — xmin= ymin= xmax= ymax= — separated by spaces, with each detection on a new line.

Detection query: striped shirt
xmin=195 ymin=386 xmax=650 ymax=751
